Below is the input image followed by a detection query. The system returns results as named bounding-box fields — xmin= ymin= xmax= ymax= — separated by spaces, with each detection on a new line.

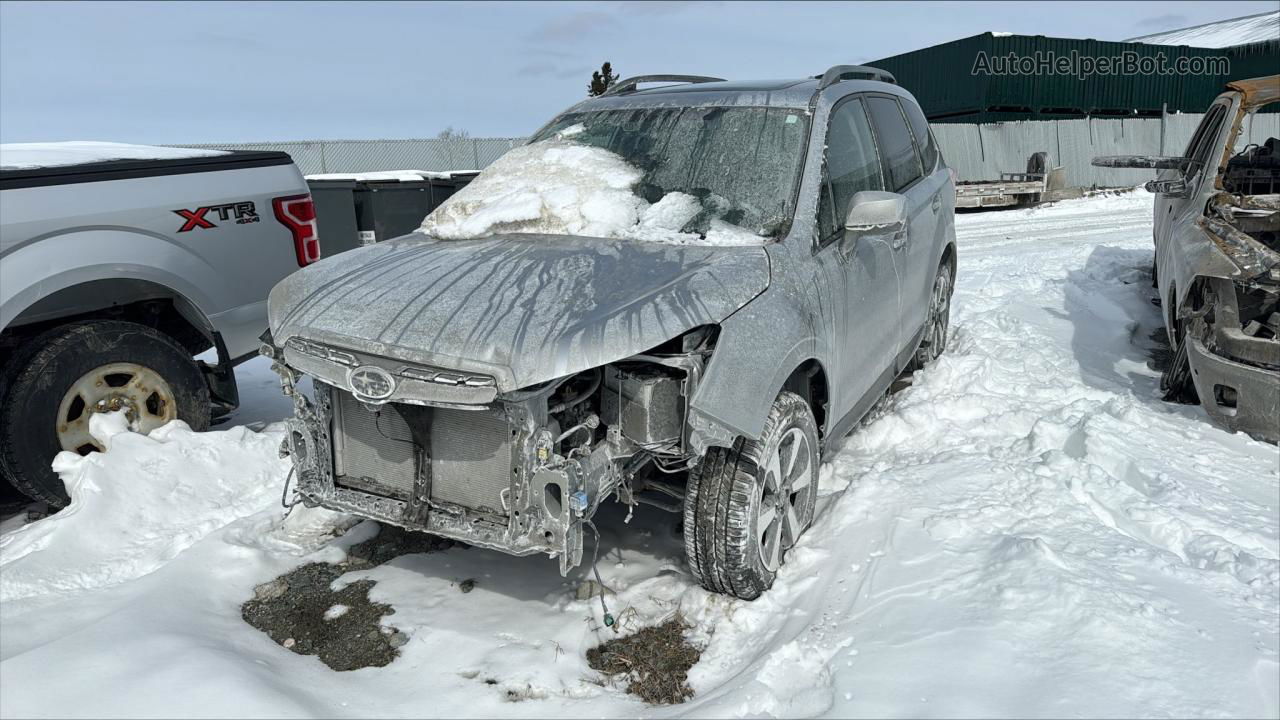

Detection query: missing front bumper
xmin=283 ymin=383 xmax=589 ymax=573
xmin=1187 ymin=335 xmax=1280 ymax=443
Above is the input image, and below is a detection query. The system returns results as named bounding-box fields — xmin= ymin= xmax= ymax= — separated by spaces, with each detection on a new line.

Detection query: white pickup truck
xmin=0 ymin=142 xmax=318 ymax=505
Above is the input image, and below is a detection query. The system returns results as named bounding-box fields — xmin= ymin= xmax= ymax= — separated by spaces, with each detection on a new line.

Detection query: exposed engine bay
xmin=266 ymin=327 xmax=718 ymax=574
xmin=1224 ymin=136 xmax=1280 ymax=199
xmin=1173 ymin=110 xmax=1280 ymax=440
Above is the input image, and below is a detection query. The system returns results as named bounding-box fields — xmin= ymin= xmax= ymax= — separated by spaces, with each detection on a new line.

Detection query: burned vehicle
xmin=1096 ymin=76 xmax=1279 ymax=442
xmin=264 ymin=67 xmax=957 ymax=599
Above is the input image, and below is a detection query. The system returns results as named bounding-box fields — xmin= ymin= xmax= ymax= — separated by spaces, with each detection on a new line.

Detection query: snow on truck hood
xmin=0 ymin=141 xmax=227 ymax=170
xmin=268 ymin=233 xmax=769 ymax=391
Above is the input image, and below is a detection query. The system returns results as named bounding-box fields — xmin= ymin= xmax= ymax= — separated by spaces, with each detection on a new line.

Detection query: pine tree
xmin=588 ymin=62 xmax=619 ymax=97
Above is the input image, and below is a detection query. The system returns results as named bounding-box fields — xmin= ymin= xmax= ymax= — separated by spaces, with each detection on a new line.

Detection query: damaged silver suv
xmin=264 ymin=67 xmax=957 ymax=599
xmin=1097 ymin=75 xmax=1279 ymax=442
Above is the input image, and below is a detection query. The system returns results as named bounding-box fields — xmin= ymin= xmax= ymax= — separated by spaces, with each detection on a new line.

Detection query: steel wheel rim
xmin=55 ymin=362 xmax=177 ymax=455
xmin=757 ymin=426 xmax=815 ymax=571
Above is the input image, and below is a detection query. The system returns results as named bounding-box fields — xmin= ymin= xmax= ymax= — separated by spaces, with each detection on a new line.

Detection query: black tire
xmin=1027 ymin=151 xmax=1049 ymax=176
xmin=908 ymin=258 xmax=955 ymax=373
xmin=684 ymin=391 xmax=819 ymax=600
xmin=1161 ymin=318 xmax=1199 ymax=404
xmin=0 ymin=320 xmax=209 ymax=506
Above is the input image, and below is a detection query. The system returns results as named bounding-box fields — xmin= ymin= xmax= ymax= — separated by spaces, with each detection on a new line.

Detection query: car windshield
xmin=531 ymin=105 xmax=810 ymax=238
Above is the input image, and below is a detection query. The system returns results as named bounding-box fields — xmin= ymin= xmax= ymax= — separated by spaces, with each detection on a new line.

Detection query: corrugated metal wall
xmin=935 ymin=113 xmax=1279 ymax=187
xmin=183 ymin=111 xmax=1280 ymax=188
xmin=868 ymin=32 xmax=1278 ymax=123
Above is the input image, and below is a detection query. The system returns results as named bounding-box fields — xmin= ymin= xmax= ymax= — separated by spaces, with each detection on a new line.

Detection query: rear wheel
xmin=0 ymin=320 xmax=209 ymax=506
xmin=908 ymin=258 xmax=954 ymax=372
xmin=684 ymin=391 xmax=819 ymax=600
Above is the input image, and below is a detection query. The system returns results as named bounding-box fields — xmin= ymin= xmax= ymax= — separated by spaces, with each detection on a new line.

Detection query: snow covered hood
xmin=0 ymin=141 xmax=227 ymax=170
xmin=268 ymin=233 xmax=769 ymax=391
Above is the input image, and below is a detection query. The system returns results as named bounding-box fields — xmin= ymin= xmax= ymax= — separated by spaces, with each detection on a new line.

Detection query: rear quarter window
xmin=901 ymin=99 xmax=939 ymax=173
xmin=866 ymin=96 xmax=923 ymax=192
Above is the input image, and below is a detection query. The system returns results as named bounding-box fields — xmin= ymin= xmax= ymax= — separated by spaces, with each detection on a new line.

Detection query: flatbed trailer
xmin=955 ymin=152 xmax=1066 ymax=209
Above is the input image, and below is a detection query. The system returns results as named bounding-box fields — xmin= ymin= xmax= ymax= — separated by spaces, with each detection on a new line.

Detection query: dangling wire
xmin=584 ymin=518 xmax=615 ymax=630
xmin=280 ymin=465 xmax=301 ymax=517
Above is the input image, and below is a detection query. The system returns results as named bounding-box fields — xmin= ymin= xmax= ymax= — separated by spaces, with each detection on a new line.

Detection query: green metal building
xmin=866 ymin=33 xmax=1279 ymax=123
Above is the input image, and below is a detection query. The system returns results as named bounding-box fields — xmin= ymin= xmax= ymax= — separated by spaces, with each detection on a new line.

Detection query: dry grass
xmin=586 ymin=618 xmax=700 ymax=705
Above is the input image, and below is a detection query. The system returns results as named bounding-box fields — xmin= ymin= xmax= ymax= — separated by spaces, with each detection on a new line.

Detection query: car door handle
xmin=890 ymin=228 xmax=907 ymax=251
xmin=931 ymin=195 xmax=941 ymax=213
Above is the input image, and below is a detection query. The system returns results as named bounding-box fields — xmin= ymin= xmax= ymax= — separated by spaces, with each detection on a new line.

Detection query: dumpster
xmin=306 ymin=179 xmax=362 ymax=256
xmin=306 ymin=171 xmax=479 ymax=255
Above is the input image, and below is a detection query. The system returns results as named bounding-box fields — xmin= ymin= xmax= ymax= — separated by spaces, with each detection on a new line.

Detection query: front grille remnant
xmin=429 ymin=408 xmax=513 ymax=515
xmin=331 ymin=391 xmax=514 ymax=515
xmin=333 ymin=392 xmax=417 ymax=500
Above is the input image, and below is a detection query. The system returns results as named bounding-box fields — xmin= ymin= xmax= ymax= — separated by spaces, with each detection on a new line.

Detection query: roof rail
xmin=601 ymin=75 xmax=726 ymax=97
xmin=816 ymin=65 xmax=896 ymax=89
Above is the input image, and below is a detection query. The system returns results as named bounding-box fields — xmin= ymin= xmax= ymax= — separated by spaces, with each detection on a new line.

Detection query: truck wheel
xmin=0 ymin=320 xmax=209 ymax=506
xmin=908 ymin=258 xmax=955 ymax=372
xmin=684 ymin=391 xmax=818 ymax=600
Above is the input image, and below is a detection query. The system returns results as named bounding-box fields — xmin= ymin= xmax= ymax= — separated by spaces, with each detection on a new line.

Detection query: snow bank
xmin=0 ymin=412 xmax=289 ymax=601
xmin=0 ymin=141 xmax=227 ymax=170
xmin=419 ymin=137 xmax=767 ymax=247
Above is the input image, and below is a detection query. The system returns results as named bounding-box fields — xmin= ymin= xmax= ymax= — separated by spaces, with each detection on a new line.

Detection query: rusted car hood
xmin=268 ymin=233 xmax=769 ymax=390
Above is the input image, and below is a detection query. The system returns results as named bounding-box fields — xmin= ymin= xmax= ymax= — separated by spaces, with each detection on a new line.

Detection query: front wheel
xmin=684 ymin=391 xmax=819 ymax=600
xmin=0 ymin=320 xmax=210 ymax=506
xmin=1161 ymin=318 xmax=1199 ymax=404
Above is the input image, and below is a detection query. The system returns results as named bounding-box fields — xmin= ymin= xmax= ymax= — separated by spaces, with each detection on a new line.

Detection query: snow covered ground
xmin=1 ymin=191 xmax=1277 ymax=718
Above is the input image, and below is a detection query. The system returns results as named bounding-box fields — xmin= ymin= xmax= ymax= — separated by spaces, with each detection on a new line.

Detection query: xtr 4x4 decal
xmin=174 ymin=201 xmax=260 ymax=232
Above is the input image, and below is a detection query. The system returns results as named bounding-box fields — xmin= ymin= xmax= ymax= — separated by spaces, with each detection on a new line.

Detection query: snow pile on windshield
xmin=0 ymin=141 xmax=227 ymax=170
xmin=420 ymin=137 xmax=767 ymax=247
xmin=0 ymin=412 xmax=289 ymax=602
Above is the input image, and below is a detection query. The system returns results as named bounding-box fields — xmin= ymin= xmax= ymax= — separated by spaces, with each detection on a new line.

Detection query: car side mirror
xmin=844 ymin=191 xmax=907 ymax=233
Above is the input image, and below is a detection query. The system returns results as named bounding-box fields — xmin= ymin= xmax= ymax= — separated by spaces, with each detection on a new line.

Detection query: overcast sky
xmin=0 ymin=0 xmax=1272 ymax=144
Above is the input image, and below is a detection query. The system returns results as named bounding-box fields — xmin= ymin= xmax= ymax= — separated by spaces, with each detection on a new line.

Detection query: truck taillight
xmin=273 ymin=194 xmax=320 ymax=266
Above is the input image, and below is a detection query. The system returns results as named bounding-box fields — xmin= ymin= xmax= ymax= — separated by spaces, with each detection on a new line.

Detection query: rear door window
xmin=866 ymin=96 xmax=923 ymax=192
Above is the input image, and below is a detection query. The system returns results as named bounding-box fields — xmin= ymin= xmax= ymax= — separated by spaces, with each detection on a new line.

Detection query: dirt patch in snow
xmin=241 ymin=524 xmax=456 ymax=671
xmin=586 ymin=618 xmax=700 ymax=705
